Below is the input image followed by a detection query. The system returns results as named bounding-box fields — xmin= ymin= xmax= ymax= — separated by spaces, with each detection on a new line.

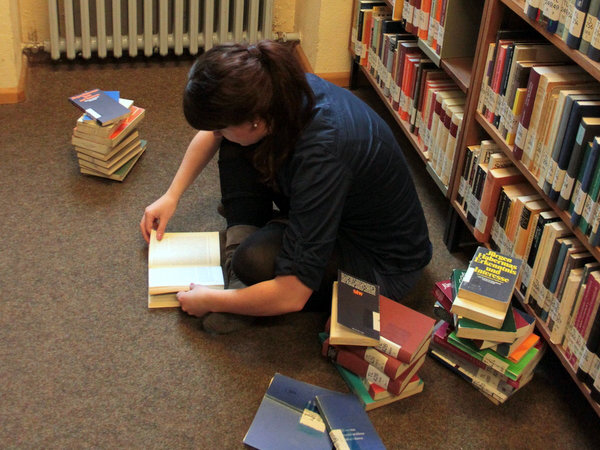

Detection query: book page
xmin=149 ymin=230 xmax=221 ymax=268
xmin=148 ymin=265 xmax=224 ymax=295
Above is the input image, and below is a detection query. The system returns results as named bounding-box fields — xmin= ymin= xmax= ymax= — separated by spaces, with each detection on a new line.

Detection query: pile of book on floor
xmin=68 ymin=89 xmax=147 ymax=181
xmin=243 ymin=373 xmax=386 ymax=450
xmin=320 ymin=271 xmax=436 ymax=411
xmin=430 ymin=246 xmax=546 ymax=405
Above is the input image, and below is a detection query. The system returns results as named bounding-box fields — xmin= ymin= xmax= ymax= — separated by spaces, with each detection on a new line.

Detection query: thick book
xmin=243 ymin=373 xmax=336 ymax=450
xmin=315 ymin=392 xmax=386 ymax=450
xmin=455 ymin=304 xmax=517 ymax=342
xmin=69 ymin=88 xmax=132 ymax=125
xmin=455 ymin=247 xmax=523 ymax=316
xmin=376 ymin=294 xmax=436 ymax=364
xmin=147 ymin=230 xmax=224 ymax=308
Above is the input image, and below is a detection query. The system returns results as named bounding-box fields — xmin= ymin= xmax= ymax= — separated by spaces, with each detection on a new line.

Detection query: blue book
xmin=557 ymin=116 xmax=600 ymax=210
xmin=571 ymin=138 xmax=600 ymax=226
xmin=548 ymin=99 xmax=600 ymax=202
xmin=566 ymin=0 xmax=592 ymax=48
xmin=587 ymin=7 xmax=600 ymax=61
xmin=315 ymin=392 xmax=386 ymax=450
xmin=80 ymin=90 xmax=119 ymax=122
xmin=243 ymin=373 xmax=336 ymax=450
xmin=69 ymin=89 xmax=130 ymax=125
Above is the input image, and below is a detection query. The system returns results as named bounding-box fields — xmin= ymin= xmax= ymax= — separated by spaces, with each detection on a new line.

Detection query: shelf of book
xmin=515 ymin=292 xmax=600 ymax=416
xmin=441 ymin=57 xmax=473 ymax=93
xmin=502 ymin=0 xmax=600 ymax=81
xmin=357 ymin=64 xmax=432 ymax=162
xmin=351 ymin=0 xmax=600 ymax=417
xmin=475 ymin=101 xmax=600 ymax=258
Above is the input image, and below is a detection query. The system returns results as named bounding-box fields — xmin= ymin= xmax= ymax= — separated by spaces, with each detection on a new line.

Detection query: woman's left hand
xmin=177 ymin=283 xmax=212 ymax=317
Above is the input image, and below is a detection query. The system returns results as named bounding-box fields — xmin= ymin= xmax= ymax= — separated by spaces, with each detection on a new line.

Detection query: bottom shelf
xmin=516 ymin=297 xmax=600 ymax=417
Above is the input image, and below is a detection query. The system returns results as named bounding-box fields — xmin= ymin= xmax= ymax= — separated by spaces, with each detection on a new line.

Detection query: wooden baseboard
xmin=315 ymin=72 xmax=351 ymax=88
xmin=293 ymin=44 xmax=350 ymax=88
xmin=0 ymin=54 xmax=27 ymax=104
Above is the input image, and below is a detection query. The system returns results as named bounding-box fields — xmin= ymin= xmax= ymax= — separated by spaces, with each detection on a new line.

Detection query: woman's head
xmin=183 ymin=42 xmax=272 ymax=131
xmin=183 ymin=40 xmax=315 ymax=184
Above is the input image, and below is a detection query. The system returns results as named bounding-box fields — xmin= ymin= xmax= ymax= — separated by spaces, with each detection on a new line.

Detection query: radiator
xmin=46 ymin=0 xmax=274 ymax=60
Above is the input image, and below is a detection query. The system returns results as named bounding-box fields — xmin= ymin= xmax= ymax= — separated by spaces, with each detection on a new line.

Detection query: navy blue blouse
xmin=274 ymin=74 xmax=432 ymax=291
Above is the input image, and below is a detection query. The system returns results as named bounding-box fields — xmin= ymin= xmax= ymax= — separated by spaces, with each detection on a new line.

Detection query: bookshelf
xmin=349 ymin=0 xmax=600 ymax=416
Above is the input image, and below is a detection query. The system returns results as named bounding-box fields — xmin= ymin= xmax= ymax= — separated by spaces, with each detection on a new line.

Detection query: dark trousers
xmin=218 ymin=140 xmax=337 ymax=311
xmin=217 ymin=139 xmax=422 ymax=310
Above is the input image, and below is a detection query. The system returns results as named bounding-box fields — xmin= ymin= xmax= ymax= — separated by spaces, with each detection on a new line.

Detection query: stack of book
xmin=429 ymin=247 xmax=547 ymax=404
xmin=68 ymin=89 xmax=147 ymax=181
xmin=321 ymin=271 xmax=435 ymax=410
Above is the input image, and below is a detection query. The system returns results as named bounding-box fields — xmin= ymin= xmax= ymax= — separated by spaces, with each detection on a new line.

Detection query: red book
xmin=432 ymin=279 xmax=453 ymax=311
xmin=473 ymin=166 xmax=524 ymax=242
xmin=565 ymin=271 xmax=600 ymax=367
xmin=513 ymin=66 xmax=545 ymax=160
xmin=376 ymin=294 xmax=436 ymax=364
xmin=322 ymin=338 xmax=426 ymax=396
xmin=400 ymin=54 xmax=422 ymax=121
xmin=392 ymin=41 xmax=420 ymax=110
xmin=337 ymin=337 xmax=429 ymax=380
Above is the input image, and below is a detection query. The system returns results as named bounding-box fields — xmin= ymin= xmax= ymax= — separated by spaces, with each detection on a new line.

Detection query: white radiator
xmin=46 ymin=0 xmax=274 ymax=60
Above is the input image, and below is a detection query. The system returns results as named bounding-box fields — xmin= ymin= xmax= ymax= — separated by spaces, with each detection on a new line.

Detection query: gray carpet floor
xmin=1 ymin=54 xmax=599 ymax=448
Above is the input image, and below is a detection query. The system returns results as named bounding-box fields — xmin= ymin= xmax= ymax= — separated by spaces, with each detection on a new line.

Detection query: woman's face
xmin=213 ymin=120 xmax=268 ymax=146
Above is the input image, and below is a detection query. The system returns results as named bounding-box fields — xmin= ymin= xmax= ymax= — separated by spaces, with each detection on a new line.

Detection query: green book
xmin=447 ymin=329 xmax=544 ymax=381
xmin=456 ymin=304 xmax=517 ymax=342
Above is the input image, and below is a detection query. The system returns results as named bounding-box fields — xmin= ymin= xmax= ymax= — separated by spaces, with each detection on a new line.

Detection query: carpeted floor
xmin=1 ymin=53 xmax=599 ymax=449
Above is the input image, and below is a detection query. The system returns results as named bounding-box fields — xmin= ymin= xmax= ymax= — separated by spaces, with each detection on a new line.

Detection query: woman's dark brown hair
xmin=183 ymin=40 xmax=315 ymax=186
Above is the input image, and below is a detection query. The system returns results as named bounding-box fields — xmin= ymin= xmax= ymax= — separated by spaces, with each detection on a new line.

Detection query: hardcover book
xmin=243 ymin=373 xmax=336 ymax=450
xmin=315 ymin=392 xmax=386 ymax=450
xmin=376 ymin=294 xmax=435 ymax=363
xmin=69 ymin=88 xmax=132 ymax=125
xmin=456 ymin=247 xmax=523 ymax=316
xmin=455 ymin=304 xmax=517 ymax=342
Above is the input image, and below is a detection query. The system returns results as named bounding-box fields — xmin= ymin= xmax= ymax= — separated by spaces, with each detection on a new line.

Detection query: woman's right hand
xmin=140 ymin=194 xmax=178 ymax=243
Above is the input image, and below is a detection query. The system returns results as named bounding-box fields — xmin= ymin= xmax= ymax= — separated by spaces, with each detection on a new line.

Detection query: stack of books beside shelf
xmin=523 ymin=0 xmax=600 ymax=62
xmin=68 ymin=89 xmax=147 ymax=181
xmin=430 ymin=247 xmax=547 ymax=404
xmin=321 ymin=271 xmax=435 ymax=410
xmin=243 ymin=373 xmax=386 ymax=450
xmin=350 ymin=1 xmax=466 ymax=188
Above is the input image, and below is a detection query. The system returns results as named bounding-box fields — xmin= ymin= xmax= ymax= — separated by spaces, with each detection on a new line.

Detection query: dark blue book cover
xmin=69 ymin=88 xmax=131 ymax=125
xmin=566 ymin=0 xmax=592 ymax=49
xmin=337 ymin=271 xmax=380 ymax=341
xmin=571 ymin=138 xmax=600 ymax=226
xmin=243 ymin=373 xmax=336 ymax=450
xmin=315 ymin=392 xmax=386 ymax=450
xmin=549 ymin=100 xmax=600 ymax=202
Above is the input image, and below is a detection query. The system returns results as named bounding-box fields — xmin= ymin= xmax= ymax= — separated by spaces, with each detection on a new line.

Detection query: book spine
xmin=514 ymin=69 xmax=542 ymax=160
xmin=566 ymin=0 xmax=592 ymax=48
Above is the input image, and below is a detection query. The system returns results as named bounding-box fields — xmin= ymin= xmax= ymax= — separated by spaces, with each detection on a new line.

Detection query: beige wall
xmin=0 ymin=0 xmax=23 ymax=88
xmin=2 ymin=0 xmax=353 ymax=91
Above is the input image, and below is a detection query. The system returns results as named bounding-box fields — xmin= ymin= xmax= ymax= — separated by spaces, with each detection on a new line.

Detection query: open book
xmin=148 ymin=230 xmax=224 ymax=308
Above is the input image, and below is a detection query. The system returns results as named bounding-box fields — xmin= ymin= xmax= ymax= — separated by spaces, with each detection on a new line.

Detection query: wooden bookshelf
xmin=349 ymin=0 xmax=600 ymax=417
